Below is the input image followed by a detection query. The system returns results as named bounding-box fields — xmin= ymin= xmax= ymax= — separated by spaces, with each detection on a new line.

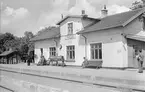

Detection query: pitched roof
xmin=126 ymin=34 xmax=145 ymax=42
xmin=0 ymin=49 xmax=15 ymax=56
xmin=31 ymin=27 xmax=60 ymax=41
xmin=56 ymin=15 xmax=98 ymax=25
xmin=78 ymin=8 xmax=145 ymax=34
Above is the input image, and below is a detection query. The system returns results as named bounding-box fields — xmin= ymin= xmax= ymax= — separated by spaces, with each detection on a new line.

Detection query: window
xmin=68 ymin=23 xmax=73 ymax=34
xmin=49 ymin=47 xmax=56 ymax=57
xmin=67 ymin=45 xmax=75 ymax=60
xmin=90 ymin=43 xmax=102 ymax=60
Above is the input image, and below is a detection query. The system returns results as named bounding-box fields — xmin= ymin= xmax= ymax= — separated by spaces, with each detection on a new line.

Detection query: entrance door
xmin=128 ymin=45 xmax=139 ymax=68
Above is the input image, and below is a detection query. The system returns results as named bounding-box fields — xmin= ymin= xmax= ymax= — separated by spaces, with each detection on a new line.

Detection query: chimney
xmin=81 ymin=10 xmax=88 ymax=17
xmin=101 ymin=5 xmax=108 ymax=18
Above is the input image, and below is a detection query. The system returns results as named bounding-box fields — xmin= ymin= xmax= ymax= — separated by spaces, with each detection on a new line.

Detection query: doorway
xmin=128 ymin=45 xmax=141 ymax=68
xmin=127 ymin=39 xmax=145 ymax=68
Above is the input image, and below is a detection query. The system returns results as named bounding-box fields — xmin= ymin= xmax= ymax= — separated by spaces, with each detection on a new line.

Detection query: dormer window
xmin=68 ymin=22 xmax=73 ymax=35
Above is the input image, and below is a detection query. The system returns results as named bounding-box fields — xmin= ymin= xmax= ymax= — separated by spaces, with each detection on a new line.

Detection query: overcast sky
xmin=1 ymin=0 xmax=141 ymax=37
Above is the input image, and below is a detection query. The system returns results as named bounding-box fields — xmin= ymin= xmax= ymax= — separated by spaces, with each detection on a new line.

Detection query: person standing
xmin=136 ymin=50 xmax=144 ymax=73
xmin=27 ymin=56 xmax=31 ymax=66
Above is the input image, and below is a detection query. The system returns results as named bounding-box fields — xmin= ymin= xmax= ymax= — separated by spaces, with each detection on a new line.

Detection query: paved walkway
xmin=1 ymin=63 xmax=145 ymax=81
xmin=0 ymin=63 xmax=145 ymax=91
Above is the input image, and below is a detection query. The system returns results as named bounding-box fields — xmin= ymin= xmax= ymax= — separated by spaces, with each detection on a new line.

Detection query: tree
xmin=23 ymin=31 xmax=34 ymax=53
xmin=0 ymin=31 xmax=35 ymax=63
xmin=0 ymin=33 xmax=15 ymax=53
xmin=24 ymin=31 xmax=34 ymax=41
xmin=19 ymin=31 xmax=35 ymax=62
xmin=3 ymin=36 xmax=22 ymax=50
xmin=131 ymin=0 xmax=145 ymax=10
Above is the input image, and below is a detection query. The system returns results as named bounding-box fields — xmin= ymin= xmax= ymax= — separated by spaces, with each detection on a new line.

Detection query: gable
xmin=59 ymin=17 xmax=82 ymax=36
xmin=123 ymin=15 xmax=145 ymax=38
xmin=57 ymin=15 xmax=81 ymax=25
xmin=59 ymin=16 xmax=98 ymax=36
xmin=59 ymin=17 xmax=81 ymax=27
xmin=123 ymin=16 xmax=143 ymax=34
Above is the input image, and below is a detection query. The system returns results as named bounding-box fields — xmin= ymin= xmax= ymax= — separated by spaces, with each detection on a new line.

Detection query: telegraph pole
xmin=0 ymin=2 xmax=2 ymax=82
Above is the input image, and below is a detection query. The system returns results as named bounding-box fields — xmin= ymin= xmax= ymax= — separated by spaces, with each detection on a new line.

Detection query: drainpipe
xmin=121 ymin=33 xmax=127 ymax=44
xmin=81 ymin=34 xmax=87 ymax=59
xmin=53 ymin=39 xmax=58 ymax=56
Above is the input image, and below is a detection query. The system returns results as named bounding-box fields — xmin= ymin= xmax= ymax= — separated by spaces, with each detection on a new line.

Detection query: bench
xmin=48 ymin=56 xmax=65 ymax=67
xmin=82 ymin=58 xmax=102 ymax=69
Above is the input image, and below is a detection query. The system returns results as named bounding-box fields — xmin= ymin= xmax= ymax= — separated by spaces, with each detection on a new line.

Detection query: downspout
xmin=53 ymin=38 xmax=58 ymax=56
xmin=121 ymin=33 xmax=128 ymax=68
xmin=81 ymin=34 xmax=87 ymax=59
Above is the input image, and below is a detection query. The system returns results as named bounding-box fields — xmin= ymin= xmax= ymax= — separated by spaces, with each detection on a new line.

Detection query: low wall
xmin=0 ymin=65 xmax=145 ymax=92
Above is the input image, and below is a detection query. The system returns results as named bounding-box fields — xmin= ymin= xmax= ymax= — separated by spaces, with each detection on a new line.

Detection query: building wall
xmin=58 ymin=16 xmax=145 ymax=67
xmin=59 ymin=17 xmax=94 ymax=35
xmin=0 ymin=53 xmax=21 ymax=64
xmin=123 ymin=17 xmax=145 ymax=67
xmin=121 ymin=35 xmax=128 ymax=67
xmin=34 ymin=39 xmax=59 ymax=63
xmin=123 ymin=17 xmax=145 ymax=35
xmin=90 ymin=17 xmax=145 ymax=68
xmin=58 ymin=35 xmax=85 ymax=65
xmin=34 ymin=15 xmax=145 ymax=67
xmin=58 ymin=18 xmax=87 ymax=65
xmin=83 ymin=28 xmax=125 ymax=67
xmin=34 ymin=17 xmax=94 ymax=65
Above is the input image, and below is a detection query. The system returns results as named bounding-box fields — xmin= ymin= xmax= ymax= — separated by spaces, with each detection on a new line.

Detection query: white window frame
xmin=68 ymin=22 xmax=73 ymax=35
xmin=66 ymin=45 xmax=75 ymax=60
xmin=49 ymin=47 xmax=56 ymax=57
xmin=90 ymin=43 xmax=102 ymax=60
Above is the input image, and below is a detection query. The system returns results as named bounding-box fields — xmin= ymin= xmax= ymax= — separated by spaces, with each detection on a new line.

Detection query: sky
xmin=0 ymin=0 xmax=141 ymax=37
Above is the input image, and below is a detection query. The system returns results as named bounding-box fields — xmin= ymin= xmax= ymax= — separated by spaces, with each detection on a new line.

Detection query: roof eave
xmin=78 ymin=25 xmax=123 ymax=34
xmin=122 ymin=8 xmax=145 ymax=27
xmin=56 ymin=15 xmax=82 ymax=25
xmin=31 ymin=36 xmax=60 ymax=42
xmin=0 ymin=51 xmax=15 ymax=57
xmin=125 ymin=34 xmax=145 ymax=42
xmin=56 ymin=15 xmax=98 ymax=25
xmin=56 ymin=16 xmax=70 ymax=25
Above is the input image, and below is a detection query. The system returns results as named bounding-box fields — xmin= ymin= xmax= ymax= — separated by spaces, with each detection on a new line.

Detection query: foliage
xmin=130 ymin=0 xmax=145 ymax=10
xmin=3 ymin=37 xmax=21 ymax=51
xmin=20 ymin=31 xmax=35 ymax=61
xmin=0 ymin=31 xmax=35 ymax=62
xmin=0 ymin=33 xmax=15 ymax=53
xmin=24 ymin=31 xmax=34 ymax=52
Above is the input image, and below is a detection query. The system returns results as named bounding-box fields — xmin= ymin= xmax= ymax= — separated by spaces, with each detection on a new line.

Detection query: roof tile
xmin=78 ymin=8 xmax=144 ymax=34
xmin=31 ymin=27 xmax=60 ymax=41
